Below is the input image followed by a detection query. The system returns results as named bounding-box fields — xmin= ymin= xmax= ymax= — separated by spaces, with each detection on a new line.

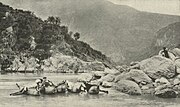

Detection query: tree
xmin=47 ymin=16 xmax=55 ymax=24
xmin=55 ymin=17 xmax=61 ymax=25
xmin=74 ymin=32 xmax=80 ymax=41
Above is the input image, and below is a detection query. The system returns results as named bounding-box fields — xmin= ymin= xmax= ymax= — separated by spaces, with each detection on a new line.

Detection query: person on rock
xmin=160 ymin=47 xmax=170 ymax=58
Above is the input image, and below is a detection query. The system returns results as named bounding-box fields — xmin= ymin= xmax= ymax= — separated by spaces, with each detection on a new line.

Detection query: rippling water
xmin=0 ymin=73 xmax=180 ymax=107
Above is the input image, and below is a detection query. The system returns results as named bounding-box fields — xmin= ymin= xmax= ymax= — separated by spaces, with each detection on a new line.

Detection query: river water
xmin=0 ymin=73 xmax=180 ymax=107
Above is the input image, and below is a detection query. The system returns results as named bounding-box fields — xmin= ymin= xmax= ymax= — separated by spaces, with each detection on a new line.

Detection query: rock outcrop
xmin=139 ymin=55 xmax=176 ymax=79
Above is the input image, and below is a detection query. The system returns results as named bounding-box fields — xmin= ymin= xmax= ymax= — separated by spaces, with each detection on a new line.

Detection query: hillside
xmin=5 ymin=0 xmax=180 ymax=64
xmin=0 ymin=2 xmax=114 ymax=72
xmin=154 ymin=22 xmax=180 ymax=49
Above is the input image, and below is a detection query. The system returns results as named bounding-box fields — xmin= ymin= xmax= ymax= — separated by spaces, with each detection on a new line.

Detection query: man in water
xmin=41 ymin=77 xmax=55 ymax=87
xmin=160 ymin=47 xmax=170 ymax=58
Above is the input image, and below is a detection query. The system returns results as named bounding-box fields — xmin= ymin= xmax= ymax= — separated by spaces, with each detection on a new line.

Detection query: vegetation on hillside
xmin=0 ymin=2 xmax=114 ymax=71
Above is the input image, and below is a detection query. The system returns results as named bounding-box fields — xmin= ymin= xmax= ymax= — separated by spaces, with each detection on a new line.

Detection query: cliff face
xmin=0 ymin=2 xmax=114 ymax=71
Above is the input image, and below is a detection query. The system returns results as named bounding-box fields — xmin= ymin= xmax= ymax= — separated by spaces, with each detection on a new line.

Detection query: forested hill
xmin=0 ymin=2 xmax=114 ymax=69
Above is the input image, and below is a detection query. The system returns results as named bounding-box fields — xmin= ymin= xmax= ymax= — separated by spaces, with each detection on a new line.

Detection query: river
xmin=0 ymin=73 xmax=180 ymax=107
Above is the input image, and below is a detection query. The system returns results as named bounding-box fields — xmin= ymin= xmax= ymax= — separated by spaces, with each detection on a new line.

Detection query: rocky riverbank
xmin=76 ymin=48 xmax=180 ymax=98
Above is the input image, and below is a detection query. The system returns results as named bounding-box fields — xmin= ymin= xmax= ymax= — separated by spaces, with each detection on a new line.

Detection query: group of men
xmin=11 ymin=76 xmax=108 ymax=96
xmin=15 ymin=77 xmax=54 ymax=95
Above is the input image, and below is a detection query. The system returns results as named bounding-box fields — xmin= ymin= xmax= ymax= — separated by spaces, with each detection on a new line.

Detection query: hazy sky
xmin=0 ymin=0 xmax=180 ymax=16
xmin=108 ymin=0 xmax=180 ymax=15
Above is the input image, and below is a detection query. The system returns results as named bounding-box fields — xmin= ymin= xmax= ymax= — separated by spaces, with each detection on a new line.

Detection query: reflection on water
xmin=0 ymin=73 xmax=180 ymax=107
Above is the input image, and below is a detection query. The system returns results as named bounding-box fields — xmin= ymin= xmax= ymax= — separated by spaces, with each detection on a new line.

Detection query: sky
xmin=0 ymin=0 xmax=180 ymax=16
xmin=108 ymin=0 xmax=180 ymax=15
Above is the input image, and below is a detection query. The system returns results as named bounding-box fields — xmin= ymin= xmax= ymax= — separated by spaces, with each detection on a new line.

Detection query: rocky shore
xmin=3 ymin=47 xmax=180 ymax=98
xmin=76 ymin=48 xmax=180 ymax=98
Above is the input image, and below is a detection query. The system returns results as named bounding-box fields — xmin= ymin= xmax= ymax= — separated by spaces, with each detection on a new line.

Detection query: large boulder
xmin=171 ymin=48 xmax=180 ymax=57
xmin=175 ymin=58 xmax=180 ymax=74
xmin=154 ymin=77 xmax=170 ymax=88
xmin=141 ymin=83 xmax=155 ymax=95
xmin=99 ymin=74 xmax=115 ymax=82
xmin=114 ymin=69 xmax=152 ymax=84
xmin=139 ymin=55 xmax=176 ymax=79
xmin=173 ymin=75 xmax=180 ymax=86
xmin=114 ymin=80 xmax=142 ymax=95
xmin=129 ymin=61 xmax=140 ymax=70
xmin=77 ymin=73 xmax=94 ymax=82
xmin=155 ymin=88 xmax=177 ymax=98
xmin=104 ymin=68 xmax=120 ymax=75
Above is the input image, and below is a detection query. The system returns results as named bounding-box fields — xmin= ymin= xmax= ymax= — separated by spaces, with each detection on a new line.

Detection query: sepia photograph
xmin=0 ymin=0 xmax=180 ymax=107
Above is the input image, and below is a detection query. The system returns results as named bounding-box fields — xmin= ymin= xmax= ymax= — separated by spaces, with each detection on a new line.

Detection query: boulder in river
xmin=114 ymin=80 xmax=142 ymax=95
xmin=139 ymin=55 xmax=176 ymax=79
xmin=155 ymin=88 xmax=177 ymax=98
xmin=141 ymin=83 xmax=155 ymax=95
xmin=114 ymin=69 xmax=152 ymax=84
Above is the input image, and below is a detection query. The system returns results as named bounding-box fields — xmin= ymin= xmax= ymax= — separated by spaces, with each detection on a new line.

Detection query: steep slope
xmin=1 ymin=0 xmax=180 ymax=63
xmin=153 ymin=22 xmax=180 ymax=49
xmin=0 ymin=2 xmax=114 ymax=71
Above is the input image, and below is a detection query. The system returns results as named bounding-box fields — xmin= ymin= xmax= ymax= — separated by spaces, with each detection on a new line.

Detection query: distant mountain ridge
xmin=2 ymin=0 xmax=180 ymax=64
